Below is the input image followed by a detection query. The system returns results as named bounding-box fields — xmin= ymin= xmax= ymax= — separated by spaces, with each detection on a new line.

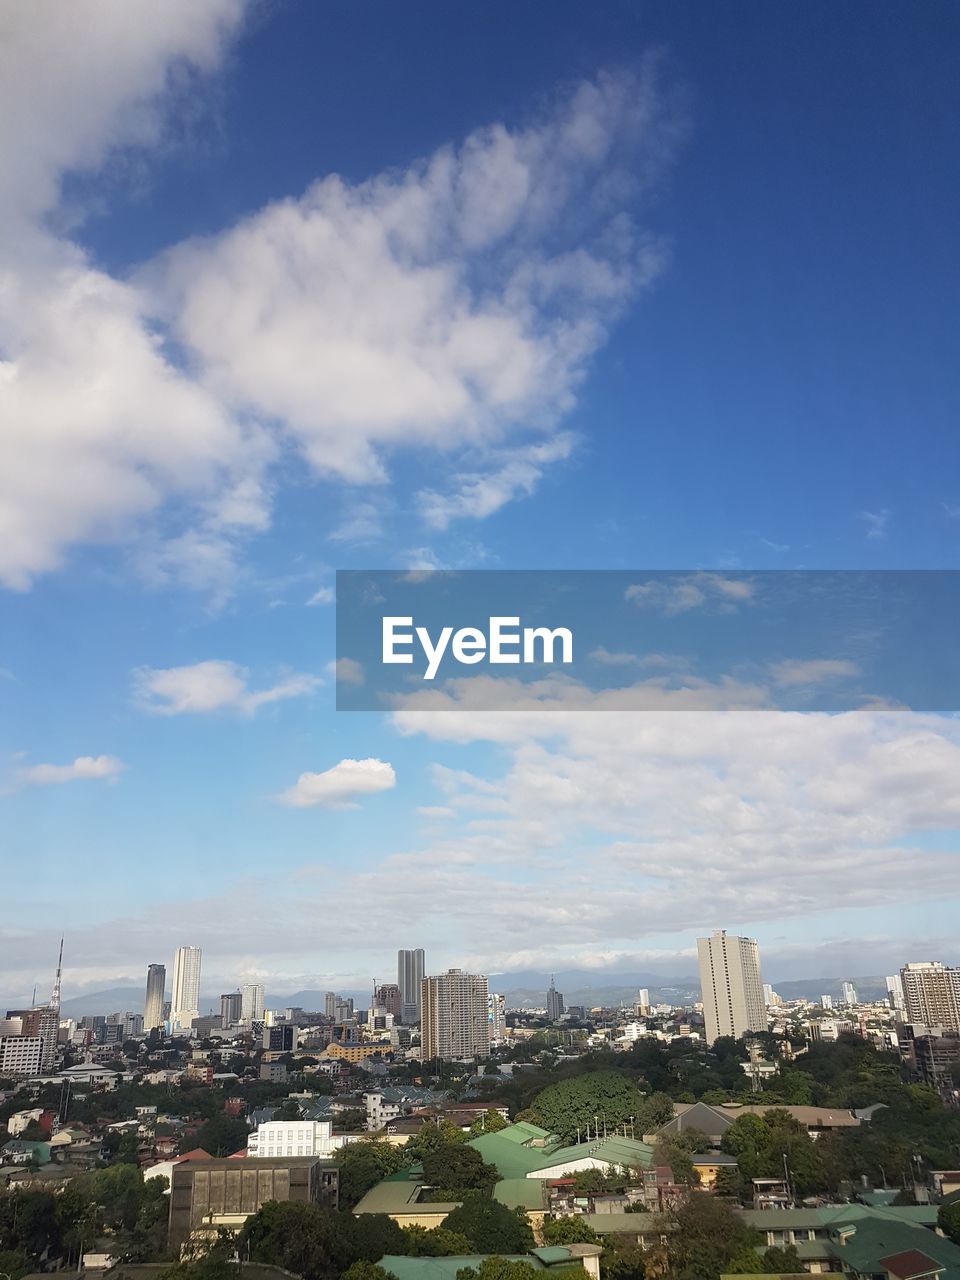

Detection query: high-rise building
xmin=696 ymin=930 xmax=766 ymax=1046
xmin=635 ymin=988 xmax=651 ymax=1016
xmin=762 ymin=983 xmax=781 ymax=1006
xmin=398 ymin=949 xmax=425 ymax=1023
xmin=144 ymin=964 xmax=166 ymax=1030
xmin=241 ymin=983 xmax=265 ymax=1025
xmin=488 ymin=993 xmax=506 ymax=1044
xmin=841 ymin=982 xmax=858 ymax=1006
xmin=324 ymin=992 xmax=337 ymax=1019
xmin=821 ymin=994 xmax=834 ymax=1010
xmin=374 ymin=983 xmax=403 ymax=1019
xmin=900 ymin=962 xmax=960 ymax=1032
xmin=170 ymin=946 xmax=202 ymax=1034
xmin=421 ymin=968 xmax=490 ymax=1061
xmin=886 ymin=974 xmax=907 ymax=1014
xmin=546 ymin=977 xmax=565 ymax=1022
xmin=220 ymin=991 xmax=242 ymax=1028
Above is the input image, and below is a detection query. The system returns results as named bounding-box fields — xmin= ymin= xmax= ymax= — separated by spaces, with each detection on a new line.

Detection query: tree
xmin=400 ymin=1225 xmax=473 ymax=1256
xmin=662 ymin=1191 xmax=764 ymax=1280
xmin=241 ymin=1201 xmax=364 ymax=1280
xmin=455 ymin=1261 xmax=546 ymax=1280
xmin=342 ymin=1265 xmax=399 ymax=1280
xmin=335 ymin=1140 xmax=408 ymax=1211
xmin=938 ymin=1200 xmax=960 ymax=1246
xmin=713 ymin=1165 xmax=744 ymax=1199
xmin=762 ymin=1244 xmax=803 ymax=1272
xmin=422 ymin=1144 xmax=498 ymax=1197
xmin=720 ymin=1109 xmax=827 ymax=1196
xmin=442 ymin=1194 xmax=535 ymax=1253
xmin=529 ymin=1071 xmax=646 ymax=1143
xmin=404 ymin=1119 xmax=468 ymax=1161
xmin=469 ymin=1109 xmax=509 ymax=1136
xmin=188 ymin=1113 xmax=248 ymax=1157
xmin=540 ymin=1214 xmax=599 ymax=1245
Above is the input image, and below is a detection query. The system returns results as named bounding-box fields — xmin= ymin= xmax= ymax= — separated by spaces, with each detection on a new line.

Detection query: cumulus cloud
xmin=770 ymin=658 xmax=861 ymax=686
xmin=859 ymin=508 xmax=890 ymax=540
xmin=133 ymin=660 xmax=321 ymax=714
xmin=625 ymin=572 xmax=755 ymax=614
xmin=14 ymin=755 xmax=125 ymax=787
xmin=277 ymin=758 xmax=396 ymax=809
xmin=147 ymin=63 xmax=682 ymax=501
xmin=0 ymin=1 xmax=262 ymax=592
xmin=0 ymin=5 xmax=683 ymax=591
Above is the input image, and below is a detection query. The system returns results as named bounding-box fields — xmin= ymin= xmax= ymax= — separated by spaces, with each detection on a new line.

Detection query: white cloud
xmin=770 ymin=658 xmax=861 ymax=686
xmin=0 ymin=2 xmax=260 ymax=592
xmin=306 ymin=586 xmax=335 ymax=606
xmin=418 ymin=434 xmax=576 ymax=529
xmin=331 ymin=657 xmax=364 ymax=686
xmin=15 ymin=755 xmax=125 ymax=787
xmin=0 ymin=17 xmax=683 ymax=591
xmin=133 ymin=660 xmax=320 ymax=714
xmin=148 ymin=64 xmax=680 ymax=495
xmin=859 ymin=508 xmax=890 ymax=540
xmin=277 ymin=758 xmax=396 ymax=809
xmin=625 ymin=572 xmax=755 ymax=614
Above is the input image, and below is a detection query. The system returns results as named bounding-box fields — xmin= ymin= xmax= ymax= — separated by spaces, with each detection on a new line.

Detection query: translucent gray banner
xmin=335 ymin=570 xmax=959 ymax=712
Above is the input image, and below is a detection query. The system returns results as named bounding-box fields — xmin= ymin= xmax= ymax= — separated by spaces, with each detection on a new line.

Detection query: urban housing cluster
xmin=2 ymin=932 xmax=960 ymax=1280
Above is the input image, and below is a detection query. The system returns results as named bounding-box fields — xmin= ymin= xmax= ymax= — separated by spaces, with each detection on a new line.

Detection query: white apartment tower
xmin=697 ymin=930 xmax=766 ymax=1045
xmin=488 ymin=992 xmax=507 ymax=1044
xmin=170 ymin=946 xmax=202 ymax=1033
xmin=421 ymin=968 xmax=489 ymax=1061
xmin=900 ymin=962 xmax=960 ymax=1031
xmin=241 ymin=982 xmax=265 ymax=1025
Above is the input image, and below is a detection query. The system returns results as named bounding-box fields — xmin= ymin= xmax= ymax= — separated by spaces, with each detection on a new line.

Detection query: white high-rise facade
xmin=697 ymin=930 xmax=766 ymax=1045
xmin=170 ymin=946 xmax=202 ymax=1033
xmin=488 ymin=993 xmax=507 ymax=1044
xmin=398 ymin=948 xmax=425 ymax=1023
xmin=886 ymin=974 xmax=906 ymax=1013
xmin=241 ymin=982 xmax=265 ymax=1025
xmin=421 ymin=968 xmax=489 ymax=1061
xmin=841 ymin=981 xmax=858 ymax=1006
xmin=900 ymin=963 xmax=960 ymax=1031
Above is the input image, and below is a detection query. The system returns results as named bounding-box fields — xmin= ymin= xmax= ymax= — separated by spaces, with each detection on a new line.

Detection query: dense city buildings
xmin=170 ymin=945 xmax=202 ymax=1033
xmin=900 ymin=962 xmax=960 ymax=1032
xmin=697 ymin=929 xmax=767 ymax=1045
xmin=143 ymin=963 xmax=166 ymax=1030
xmin=398 ymin=947 xmax=425 ymax=1023
xmin=421 ymin=967 xmax=490 ymax=1061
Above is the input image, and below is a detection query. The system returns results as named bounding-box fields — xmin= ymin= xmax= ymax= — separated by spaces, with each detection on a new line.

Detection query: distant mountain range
xmin=25 ymin=970 xmax=890 ymax=1018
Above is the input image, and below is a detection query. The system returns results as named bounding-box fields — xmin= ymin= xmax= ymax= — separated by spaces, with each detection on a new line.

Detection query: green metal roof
xmin=530 ymin=1135 xmax=655 ymax=1173
xmin=580 ymin=1212 xmax=659 ymax=1233
xmin=823 ymin=1216 xmax=960 ymax=1280
xmin=376 ymin=1253 xmax=586 ymax=1278
xmin=494 ymin=1178 xmax=550 ymax=1210
xmin=352 ymin=1174 xmax=461 ymax=1216
xmin=741 ymin=1204 xmax=939 ymax=1230
xmin=467 ymin=1127 xmax=560 ymax=1180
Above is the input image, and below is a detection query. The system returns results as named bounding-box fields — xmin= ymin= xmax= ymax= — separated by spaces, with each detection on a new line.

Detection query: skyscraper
xmin=398 ymin=948 xmax=425 ymax=1023
xmin=546 ymin=977 xmax=565 ymax=1021
xmin=241 ymin=982 xmax=265 ymax=1025
xmin=374 ymin=983 xmax=403 ymax=1019
xmin=220 ymin=991 xmax=242 ymax=1028
xmin=696 ymin=929 xmax=766 ymax=1046
xmin=144 ymin=964 xmax=166 ymax=1030
xmin=421 ymin=968 xmax=489 ymax=1061
xmin=841 ymin=981 xmax=858 ymax=1006
xmin=886 ymin=974 xmax=906 ymax=1014
xmin=900 ymin=962 xmax=960 ymax=1031
xmin=488 ymin=992 xmax=506 ymax=1044
xmin=170 ymin=946 xmax=202 ymax=1034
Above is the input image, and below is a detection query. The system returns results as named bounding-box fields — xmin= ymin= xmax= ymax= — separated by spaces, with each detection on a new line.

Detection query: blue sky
xmin=1 ymin=0 xmax=959 ymax=1007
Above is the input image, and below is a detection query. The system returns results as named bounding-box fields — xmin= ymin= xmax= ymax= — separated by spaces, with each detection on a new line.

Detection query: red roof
xmin=175 ymin=1147 xmax=214 ymax=1163
xmin=879 ymin=1249 xmax=944 ymax=1280
xmin=228 ymin=1149 xmax=247 ymax=1158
